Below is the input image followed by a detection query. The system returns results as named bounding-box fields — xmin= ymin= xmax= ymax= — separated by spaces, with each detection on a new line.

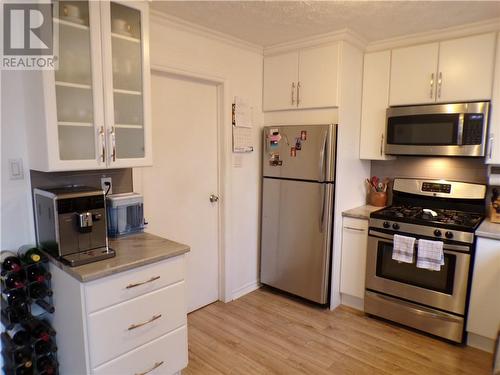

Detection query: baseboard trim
xmin=232 ymin=281 xmax=261 ymax=301
xmin=467 ymin=332 xmax=495 ymax=353
xmin=341 ymin=293 xmax=364 ymax=311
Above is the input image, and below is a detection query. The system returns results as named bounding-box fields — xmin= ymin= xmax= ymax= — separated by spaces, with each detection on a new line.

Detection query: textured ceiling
xmin=151 ymin=1 xmax=500 ymax=47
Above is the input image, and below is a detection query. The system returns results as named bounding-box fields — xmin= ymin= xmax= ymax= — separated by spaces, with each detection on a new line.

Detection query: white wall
xmin=134 ymin=14 xmax=264 ymax=300
xmin=1 ymin=70 xmax=36 ymax=250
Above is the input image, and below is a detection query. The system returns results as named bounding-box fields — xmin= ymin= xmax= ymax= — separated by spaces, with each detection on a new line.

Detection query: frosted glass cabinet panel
xmin=53 ymin=0 xmax=100 ymax=163
xmin=101 ymin=1 xmax=151 ymax=166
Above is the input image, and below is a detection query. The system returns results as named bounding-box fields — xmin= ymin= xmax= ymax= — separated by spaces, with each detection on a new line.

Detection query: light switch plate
xmin=8 ymin=158 xmax=24 ymax=180
xmin=233 ymin=154 xmax=243 ymax=168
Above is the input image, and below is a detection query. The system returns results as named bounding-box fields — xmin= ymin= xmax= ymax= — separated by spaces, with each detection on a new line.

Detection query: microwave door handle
xmin=457 ymin=113 xmax=464 ymax=145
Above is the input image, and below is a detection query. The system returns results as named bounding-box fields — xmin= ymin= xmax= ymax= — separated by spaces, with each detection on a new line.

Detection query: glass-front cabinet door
xmin=101 ymin=1 xmax=151 ymax=168
xmin=47 ymin=1 xmax=105 ymax=170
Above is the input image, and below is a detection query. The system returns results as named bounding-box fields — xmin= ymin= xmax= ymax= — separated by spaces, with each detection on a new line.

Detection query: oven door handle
xmin=369 ymin=292 xmax=463 ymax=324
xmin=368 ymin=229 xmax=471 ymax=252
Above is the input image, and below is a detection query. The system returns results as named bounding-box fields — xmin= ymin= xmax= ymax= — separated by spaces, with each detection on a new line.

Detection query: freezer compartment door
xmin=262 ymin=124 xmax=336 ymax=182
xmin=260 ymin=178 xmax=333 ymax=304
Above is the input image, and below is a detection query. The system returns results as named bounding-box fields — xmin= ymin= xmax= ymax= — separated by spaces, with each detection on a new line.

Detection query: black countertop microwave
xmin=385 ymin=101 xmax=490 ymax=157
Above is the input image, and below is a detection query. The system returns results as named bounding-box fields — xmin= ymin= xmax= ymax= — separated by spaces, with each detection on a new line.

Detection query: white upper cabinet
xmin=27 ymin=0 xmax=151 ymax=172
xmin=263 ymin=43 xmax=340 ymax=111
xmin=438 ymin=33 xmax=496 ymax=103
xmin=487 ymin=32 xmax=500 ymax=165
xmin=360 ymin=50 xmax=394 ymax=160
xmin=389 ymin=43 xmax=439 ymax=106
xmin=389 ymin=33 xmax=496 ymax=106
xmin=298 ymin=44 xmax=340 ymax=109
xmin=263 ymin=51 xmax=299 ymax=111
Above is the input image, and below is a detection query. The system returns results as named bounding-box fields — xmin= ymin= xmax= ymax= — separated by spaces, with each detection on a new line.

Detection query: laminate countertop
xmin=342 ymin=205 xmax=384 ymax=220
xmin=46 ymin=232 xmax=190 ymax=282
xmin=476 ymin=219 xmax=500 ymax=241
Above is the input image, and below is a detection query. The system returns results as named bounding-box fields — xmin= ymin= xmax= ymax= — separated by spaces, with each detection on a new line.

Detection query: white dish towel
xmin=392 ymin=234 xmax=416 ymax=263
xmin=417 ymin=239 xmax=444 ymax=271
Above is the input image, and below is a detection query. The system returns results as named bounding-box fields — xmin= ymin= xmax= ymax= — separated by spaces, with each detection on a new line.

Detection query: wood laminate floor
xmin=184 ymin=287 xmax=491 ymax=375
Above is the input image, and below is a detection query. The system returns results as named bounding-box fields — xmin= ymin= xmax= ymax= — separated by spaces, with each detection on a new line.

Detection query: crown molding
xmin=366 ymin=17 xmax=500 ymax=52
xmin=150 ymin=9 xmax=264 ymax=55
xmin=264 ymin=28 xmax=368 ymax=56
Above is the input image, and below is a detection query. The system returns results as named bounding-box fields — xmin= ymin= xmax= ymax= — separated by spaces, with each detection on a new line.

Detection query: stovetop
xmin=371 ymin=205 xmax=484 ymax=232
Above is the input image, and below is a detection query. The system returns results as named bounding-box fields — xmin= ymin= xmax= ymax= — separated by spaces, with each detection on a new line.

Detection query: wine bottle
xmin=1 ymin=271 xmax=26 ymax=289
xmin=36 ymin=355 xmax=56 ymax=375
xmin=14 ymin=364 xmax=34 ymax=375
xmin=12 ymin=347 xmax=33 ymax=365
xmin=23 ymin=319 xmax=55 ymax=342
xmin=28 ymin=283 xmax=53 ymax=299
xmin=35 ymin=299 xmax=55 ymax=314
xmin=1 ymin=251 xmax=22 ymax=273
xmin=26 ymin=265 xmax=51 ymax=283
xmin=5 ymin=326 xmax=31 ymax=346
xmin=17 ymin=245 xmax=43 ymax=264
xmin=2 ymin=288 xmax=28 ymax=307
xmin=4 ymin=302 xmax=30 ymax=324
xmin=34 ymin=337 xmax=57 ymax=356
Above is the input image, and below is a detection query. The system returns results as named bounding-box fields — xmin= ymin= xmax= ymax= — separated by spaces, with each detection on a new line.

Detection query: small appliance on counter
xmin=490 ymin=188 xmax=500 ymax=224
xmin=33 ymin=186 xmax=115 ymax=267
xmin=106 ymin=192 xmax=145 ymax=237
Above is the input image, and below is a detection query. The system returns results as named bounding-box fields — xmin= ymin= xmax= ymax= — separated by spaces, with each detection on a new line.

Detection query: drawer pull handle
xmin=128 ymin=314 xmax=162 ymax=331
xmin=344 ymin=226 xmax=365 ymax=232
xmin=126 ymin=276 xmax=161 ymax=289
xmin=135 ymin=361 xmax=164 ymax=375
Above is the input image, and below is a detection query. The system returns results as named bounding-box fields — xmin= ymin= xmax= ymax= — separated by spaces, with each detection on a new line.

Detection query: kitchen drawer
xmin=85 ymin=255 xmax=184 ymax=313
xmin=88 ymin=281 xmax=187 ymax=368
xmin=93 ymin=325 xmax=188 ymax=375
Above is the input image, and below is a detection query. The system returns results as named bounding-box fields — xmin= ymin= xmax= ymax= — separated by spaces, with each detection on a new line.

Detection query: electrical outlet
xmin=101 ymin=177 xmax=112 ymax=194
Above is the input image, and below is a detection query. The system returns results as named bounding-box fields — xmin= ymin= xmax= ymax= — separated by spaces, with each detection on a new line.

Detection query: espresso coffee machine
xmin=33 ymin=186 xmax=115 ymax=266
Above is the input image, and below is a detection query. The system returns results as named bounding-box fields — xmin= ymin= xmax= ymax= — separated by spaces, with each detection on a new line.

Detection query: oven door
xmin=366 ymin=230 xmax=470 ymax=315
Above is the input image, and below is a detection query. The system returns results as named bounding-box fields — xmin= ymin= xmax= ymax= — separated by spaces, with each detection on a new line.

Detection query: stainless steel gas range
xmin=365 ymin=178 xmax=486 ymax=343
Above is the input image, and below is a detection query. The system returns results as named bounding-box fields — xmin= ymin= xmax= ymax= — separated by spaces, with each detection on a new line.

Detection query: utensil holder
xmin=369 ymin=191 xmax=387 ymax=207
xmin=490 ymin=202 xmax=500 ymax=224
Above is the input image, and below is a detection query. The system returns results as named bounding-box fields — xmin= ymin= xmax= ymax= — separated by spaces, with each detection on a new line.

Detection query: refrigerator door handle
xmin=318 ymin=129 xmax=328 ymax=182
xmin=320 ymin=184 xmax=326 ymax=232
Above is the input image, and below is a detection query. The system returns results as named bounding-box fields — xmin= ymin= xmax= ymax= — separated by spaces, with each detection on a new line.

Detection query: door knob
xmin=209 ymin=194 xmax=219 ymax=203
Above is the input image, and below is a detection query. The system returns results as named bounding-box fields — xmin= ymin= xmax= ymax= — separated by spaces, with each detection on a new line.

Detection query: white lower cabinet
xmin=49 ymin=255 xmax=188 ymax=375
xmin=93 ymin=326 xmax=188 ymax=375
xmin=340 ymin=217 xmax=369 ymax=303
xmin=467 ymin=237 xmax=500 ymax=348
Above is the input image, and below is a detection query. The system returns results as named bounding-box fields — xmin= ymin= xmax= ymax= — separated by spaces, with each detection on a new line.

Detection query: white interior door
xmin=136 ymin=72 xmax=219 ymax=313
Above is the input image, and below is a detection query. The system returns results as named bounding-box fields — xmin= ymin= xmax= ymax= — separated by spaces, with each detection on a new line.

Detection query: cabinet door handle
xmin=128 ymin=314 xmax=162 ymax=331
xmin=291 ymin=82 xmax=296 ymax=105
xmin=380 ymin=134 xmax=384 ymax=156
xmin=126 ymin=276 xmax=161 ymax=289
xmin=344 ymin=226 xmax=365 ymax=232
xmin=99 ymin=126 xmax=105 ymax=163
xmin=135 ymin=361 xmax=164 ymax=375
xmin=437 ymin=72 xmax=443 ymax=99
xmin=110 ymin=126 xmax=116 ymax=162
xmin=297 ymin=81 xmax=301 ymax=106
xmin=430 ymin=73 xmax=434 ymax=99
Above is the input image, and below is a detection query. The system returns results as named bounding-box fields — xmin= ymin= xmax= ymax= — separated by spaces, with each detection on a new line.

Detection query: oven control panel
xmin=421 ymin=182 xmax=452 ymax=194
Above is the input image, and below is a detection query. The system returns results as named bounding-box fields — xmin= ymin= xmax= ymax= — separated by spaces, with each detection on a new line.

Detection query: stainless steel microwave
xmin=385 ymin=101 xmax=490 ymax=157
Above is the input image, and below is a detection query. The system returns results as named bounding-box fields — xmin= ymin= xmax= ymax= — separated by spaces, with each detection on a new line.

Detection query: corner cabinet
xmin=26 ymin=0 xmax=152 ymax=172
xmin=389 ymin=33 xmax=496 ymax=106
xmin=359 ymin=50 xmax=394 ymax=160
xmin=263 ymin=43 xmax=340 ymax=111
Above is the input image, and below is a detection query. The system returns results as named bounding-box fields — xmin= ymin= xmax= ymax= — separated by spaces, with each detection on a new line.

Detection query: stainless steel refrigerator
xmin=261 ymin=124 xmax=337 ymax=304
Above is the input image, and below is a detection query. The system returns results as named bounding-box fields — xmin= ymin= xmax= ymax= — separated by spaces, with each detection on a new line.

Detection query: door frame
xmin=149 ymin=63 xmax=232 ymax=303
